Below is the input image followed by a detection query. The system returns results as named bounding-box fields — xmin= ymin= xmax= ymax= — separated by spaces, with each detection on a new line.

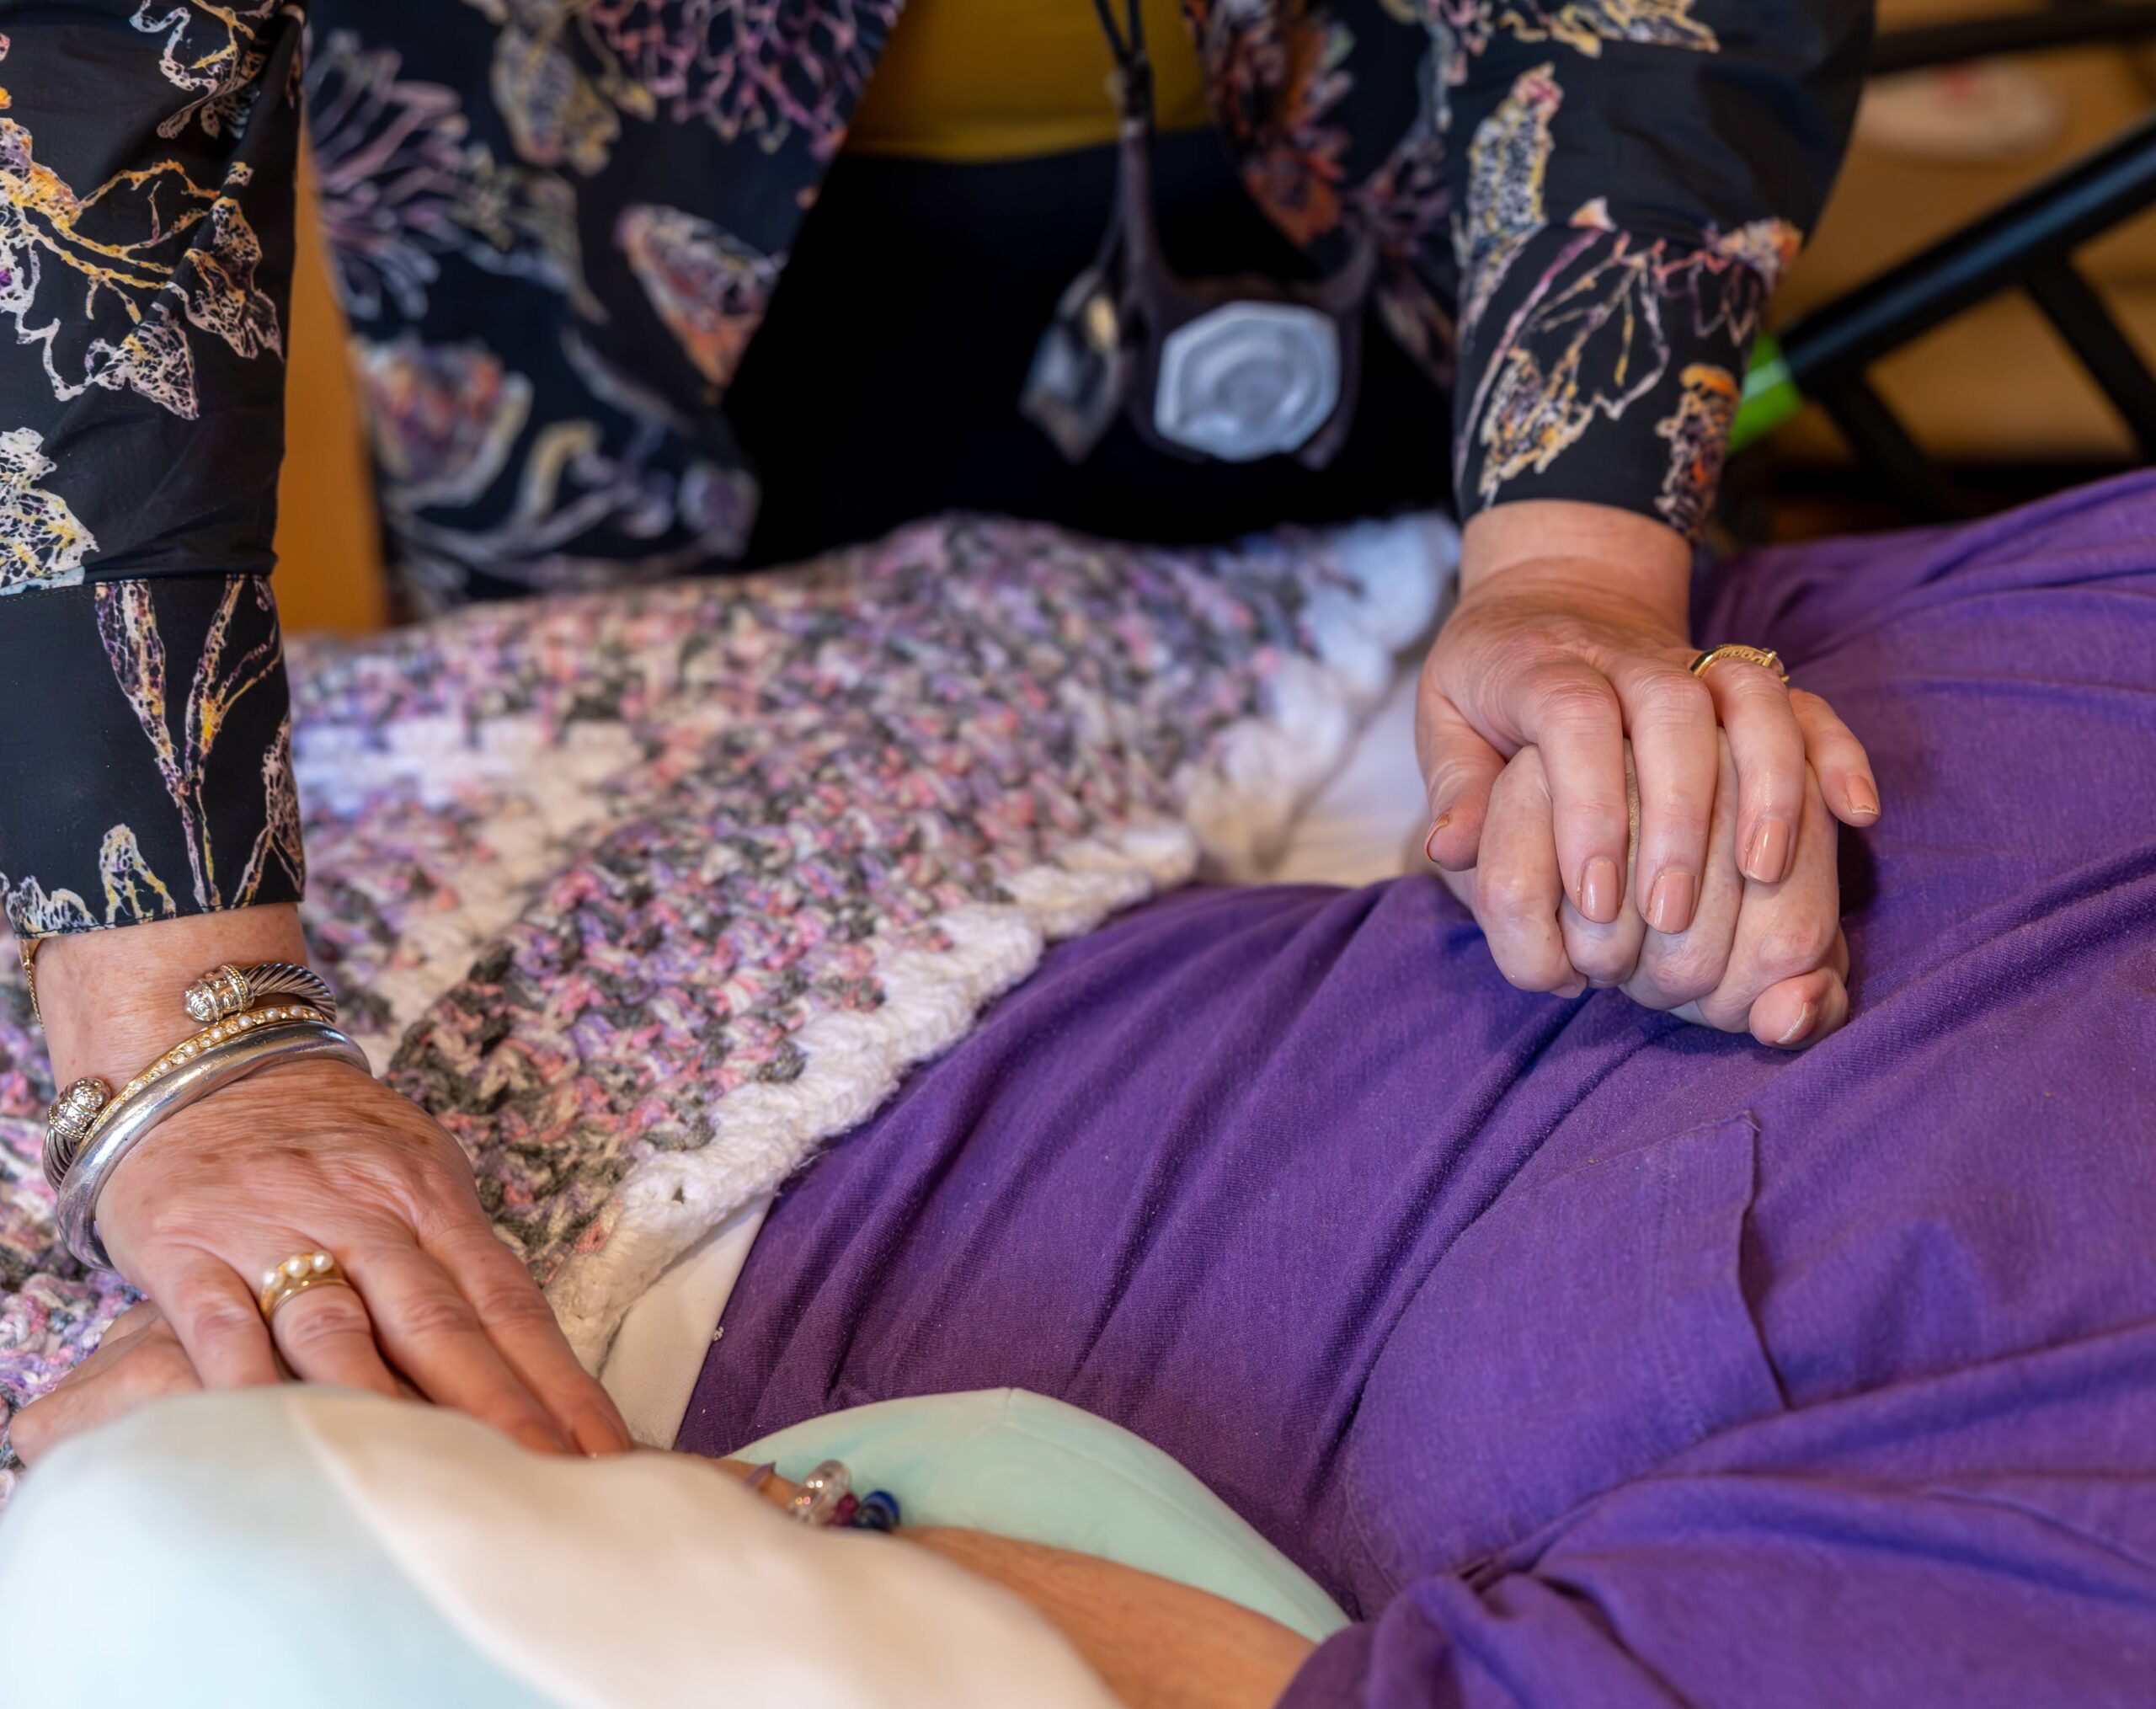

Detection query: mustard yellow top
xmin=843 ymin=0 xmax=1214 ymax=162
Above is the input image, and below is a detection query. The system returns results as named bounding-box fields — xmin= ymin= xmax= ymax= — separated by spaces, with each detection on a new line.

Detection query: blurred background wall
xmin=270 ymin=2 xmax=2156 ymax=635
xmin=276 ymin=150 xmax=385 ymax=635
xmin=1761 ymin=0 xmax=2156 ymax=525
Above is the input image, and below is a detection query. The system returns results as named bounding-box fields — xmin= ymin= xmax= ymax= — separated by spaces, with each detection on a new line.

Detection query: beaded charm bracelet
xmin=780 ymin=1460 xmax=901 ymax=1532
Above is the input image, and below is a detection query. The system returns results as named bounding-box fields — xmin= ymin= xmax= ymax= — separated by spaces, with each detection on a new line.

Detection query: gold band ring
xmin=1689 ymin=643 xmax=1790 ymax=685
xmin=258 ymin=1250 xmax=355 ymax=1324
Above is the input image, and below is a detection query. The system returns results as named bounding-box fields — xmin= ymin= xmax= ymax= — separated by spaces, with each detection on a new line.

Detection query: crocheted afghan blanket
xmin=0 ymin=515 xmax=1445 ymax=1499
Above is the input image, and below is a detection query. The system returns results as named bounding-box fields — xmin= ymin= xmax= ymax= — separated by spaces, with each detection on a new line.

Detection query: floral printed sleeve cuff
xmin=1454 ymin=208 xmax=1795 ymax=541
xmin=0 ymin=576 xmax=302 ymax=940
xmin=0 ymin=5 xmax=307 ymax=937
xmin=1438 ymin=0 xmax=1865 ymax=542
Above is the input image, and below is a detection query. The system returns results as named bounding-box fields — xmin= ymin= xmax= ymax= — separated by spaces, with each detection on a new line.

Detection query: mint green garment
xmin=0 ymin=1391 xmax=547 ymax=1709
xmin=739 ymin=1387 xmax=1351 ymax=1643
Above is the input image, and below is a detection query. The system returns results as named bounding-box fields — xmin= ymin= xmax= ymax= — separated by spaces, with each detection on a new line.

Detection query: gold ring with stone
xmin=1689 ymin=643 xmax=1790 ymax=685
xmin=258 ymin=1251 xmax=355 ymax=1324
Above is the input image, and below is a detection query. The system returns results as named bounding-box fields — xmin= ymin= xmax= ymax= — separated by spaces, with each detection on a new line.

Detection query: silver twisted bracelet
xmin=56 ymin=1018 xmax=370 ymax=1271
xmin=42 ymin=997 xmax=347 ymax=1191
xmin=183 ymin=961 xmax=339 ymax=1025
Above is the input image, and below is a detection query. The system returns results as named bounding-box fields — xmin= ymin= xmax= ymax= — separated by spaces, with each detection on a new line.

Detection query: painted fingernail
xmin=1646 ymin=868 xmax=1697 ymax=934
xmin=1776 ymin=999 xmax=1818 ymax=1047
xmin=574 ymin=1413 xmax=631 ymax=1457
xmin=1846 ymin=777 xmax=1881 ymax=821
xmin=1743 ymin=816 xmax=1792 ymax=884
xmin=1580 ymin=857 xmax=1620 ymax=923
xmin=518 ymin=1422 xmax=572 ymax=1456
xmin=1424 ymin=814 xmax=1450 ymax=863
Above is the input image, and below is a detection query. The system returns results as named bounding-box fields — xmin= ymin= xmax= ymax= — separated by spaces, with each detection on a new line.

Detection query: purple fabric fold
xmin=680 ymin=473 xmax=2156 ymax=1706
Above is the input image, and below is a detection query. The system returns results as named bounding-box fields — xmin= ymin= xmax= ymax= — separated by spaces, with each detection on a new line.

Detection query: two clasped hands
xmin=1424 ymin=502 xmax=1876 ymax=1044
xmin=12 ymin=499 xmax=1876 ymax=1471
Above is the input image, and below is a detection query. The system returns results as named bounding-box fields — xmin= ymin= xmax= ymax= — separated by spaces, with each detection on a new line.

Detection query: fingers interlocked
xmin=1440 ymin=728 xmax=1858 ymax=1049
xmin=1692 ymin=651 xmax=1808 ymax=884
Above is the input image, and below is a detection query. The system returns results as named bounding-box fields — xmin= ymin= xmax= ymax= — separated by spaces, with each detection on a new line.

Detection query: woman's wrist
xmin=1460 ymin=499 xmax=1694 ymax=635
xmin=34 ymin=905 xmax=312 ymax=1088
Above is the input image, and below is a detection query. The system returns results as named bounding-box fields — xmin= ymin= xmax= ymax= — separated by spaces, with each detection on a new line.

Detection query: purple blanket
xmin=680 ymin=475 xmax=2156 ymax=1706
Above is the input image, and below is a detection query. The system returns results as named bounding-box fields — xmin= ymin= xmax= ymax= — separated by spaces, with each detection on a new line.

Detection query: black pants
xmin=728 ymin=131 xmax=1454 ymax=566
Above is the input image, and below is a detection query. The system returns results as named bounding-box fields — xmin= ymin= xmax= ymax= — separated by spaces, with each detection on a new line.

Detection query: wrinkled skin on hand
xmin=1418 ymin=502 xmax=1876 ymax=1028
xmin=33 ymin=905 xmax=635 ymax=1460
xmin=8 ymin=1302 xmax=200 ymax=1467
xmin=90 ymin=1058 xmax=632 ymax=1460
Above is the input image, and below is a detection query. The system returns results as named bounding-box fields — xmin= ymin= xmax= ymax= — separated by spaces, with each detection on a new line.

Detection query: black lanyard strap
xmin=1087 ymin=0 xmax=1145 ymax=67
xmin=1087 ymin=0 xmax=1154 ymax=120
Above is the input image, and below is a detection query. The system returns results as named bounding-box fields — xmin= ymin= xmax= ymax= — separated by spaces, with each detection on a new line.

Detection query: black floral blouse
xmin=0 ymin=0 xmax=1868 ymax=941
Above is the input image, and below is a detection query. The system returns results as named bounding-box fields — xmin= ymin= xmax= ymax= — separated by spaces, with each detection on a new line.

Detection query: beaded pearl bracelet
xmin=42 ymin=1002 xmax=332 ymax=1190
xmin=57 ymin=1020 xmax=370 ymax=1269
xmin=38 ymin=959 xmax=368 ymax=1271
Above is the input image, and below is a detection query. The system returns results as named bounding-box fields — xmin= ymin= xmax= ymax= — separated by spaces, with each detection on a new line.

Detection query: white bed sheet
xmin=601 ymin=1197 xmax=771 ymax=1445
xmin=1262 ymin=652 xmax=1430 ymax=890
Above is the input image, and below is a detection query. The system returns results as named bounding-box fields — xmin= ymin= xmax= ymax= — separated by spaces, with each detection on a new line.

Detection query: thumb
xmin=1417 ymin=686 xmax=1507 ymax=871
xmin=1747 ymin=928 xmax=1853 ymax=1049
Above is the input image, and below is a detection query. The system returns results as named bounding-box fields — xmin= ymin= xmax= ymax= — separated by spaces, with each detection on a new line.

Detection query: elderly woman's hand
xmin=1441 ymin=734 xmax=1850 ymax=1047
xmin=93 ymin=1056 xmax=632 ymax=1455
xmin=1420 ymin=501 xmax=1880 ymax=937
xmin=34 ymin=905 xmax=632 ymax=1459
xmin=6 ymin=1301 xmax=198 ymax=1468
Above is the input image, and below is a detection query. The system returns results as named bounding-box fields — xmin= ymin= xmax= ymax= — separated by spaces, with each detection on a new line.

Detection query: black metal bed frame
xmin=1769 ymin=6 xmax=2156 ymax=518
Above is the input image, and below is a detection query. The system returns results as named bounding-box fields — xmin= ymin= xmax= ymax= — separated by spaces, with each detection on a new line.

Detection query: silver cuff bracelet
xmin=184 ymin=961 xmax=339 ymax=1026
xmin=56 ymin=1019 xmax=371 ymax=1271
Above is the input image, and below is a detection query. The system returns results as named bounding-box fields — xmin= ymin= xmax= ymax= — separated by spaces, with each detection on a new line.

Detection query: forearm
xmin=1440 ymin=0 xmax=1872 ymax=536
xmin=909 ymin=1527 xmax=1312 ymax=1709
xmin=0 ymin=5 xmax=306 ymax=953
xmin=712 ymin=1459 xmax=1312 ymax=1709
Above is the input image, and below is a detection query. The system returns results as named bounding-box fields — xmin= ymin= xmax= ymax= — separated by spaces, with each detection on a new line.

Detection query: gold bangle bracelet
xmin=56 ymin=1019 xmax=371 ymax=1270
xmin=42 ymin=1002 xmax=331 ymax=1189
xmin=99 ymin=1001 xmax=333 ymax=1115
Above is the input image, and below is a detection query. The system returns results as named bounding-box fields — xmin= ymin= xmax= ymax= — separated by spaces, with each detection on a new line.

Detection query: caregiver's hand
xmin=7 ymin=1299 xmax=427 ymax=1468
xmin=35 ymin=905 xmax=632 ymax=1459
xmin=1419 ymin=499 xmax=1880 ymax=931
xmin=1438 ymin=737 xmax=1850 ymax=1047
